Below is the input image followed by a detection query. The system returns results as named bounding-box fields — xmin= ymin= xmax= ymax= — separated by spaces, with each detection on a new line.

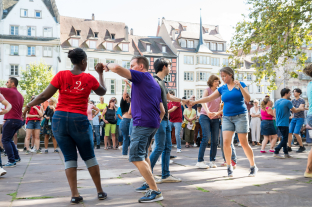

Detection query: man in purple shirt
xmin=0 ymin=77 xmax=24 ymax=167
xmin=98 ymin=56 xmax=165 ymax=203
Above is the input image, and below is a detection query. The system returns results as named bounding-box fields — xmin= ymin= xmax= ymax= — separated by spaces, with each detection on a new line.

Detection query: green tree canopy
xmin=230 ymin=0 xmax=312 ymax=90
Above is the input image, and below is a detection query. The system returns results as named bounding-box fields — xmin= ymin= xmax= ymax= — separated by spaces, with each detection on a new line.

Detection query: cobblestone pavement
xmin=1 ymin=144 xmax=312 ymax=207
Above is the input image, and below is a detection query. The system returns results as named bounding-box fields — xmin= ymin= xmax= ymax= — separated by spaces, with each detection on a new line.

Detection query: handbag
xmin=182 ymin=122 xmax=186 ymax=128
xmin=40 ymin=118 xmax=46 ymax=127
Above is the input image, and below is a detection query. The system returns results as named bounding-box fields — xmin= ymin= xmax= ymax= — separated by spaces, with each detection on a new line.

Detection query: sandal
xmin=70 ymin=196 xmax=83 ymax=204
xmin=98 ymin=192 xmax=107 ymax=200
xmin=104 ymin=147 xmax=108 ymax=150
xmin=185 ymin=145 xmax=190 ymax=148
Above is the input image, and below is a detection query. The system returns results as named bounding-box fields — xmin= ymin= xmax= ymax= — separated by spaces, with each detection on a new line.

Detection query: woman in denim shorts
xmin=23 ymin=48 xmax=108 ymax=204
xmin=191 ymin=67 xmax=257 ymax=177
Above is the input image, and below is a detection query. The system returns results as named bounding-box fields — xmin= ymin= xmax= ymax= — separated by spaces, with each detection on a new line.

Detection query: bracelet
xmin=106 ymin=63 xmax=110 ymax=69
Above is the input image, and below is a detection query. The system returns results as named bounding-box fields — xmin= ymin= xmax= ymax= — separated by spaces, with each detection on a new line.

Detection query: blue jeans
xmin=198 ymin=115 xmax=220 ymax=162
xmin=129 ymin=119 xmax=133 ymax=136
xmin=120 ymin=118 xmax=131 ymax=155
xmin=169 ymin=122 xmax=182 ymax=149
xmin=220 ymin=126 xmax=237 ymax=163
xmin=52 ymin=111 xmax=98 ymax=169
xmin=275 ymin=126 xmax=289 ymax=155
xmin=94 ymin=125 xmax=100 ymax=146
xmin=150 ymin=120 xmax=172 ymax=179
xmin=117 ymin=125 xmax=123 ymax=142
xmin=2 ymin=119 xmax=23 ymax=163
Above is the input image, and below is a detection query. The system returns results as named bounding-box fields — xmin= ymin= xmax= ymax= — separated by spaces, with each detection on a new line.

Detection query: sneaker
xmin=156 ymin=159 xmax=161 ymax=165
xmin=136 ymin=182 xmax=150 ymax=192
xmin=70 ymin=196 xmax=83 ymax=204
xmin=169 ymin=160 xmax=173 ymax=164
xmin=98 ymin=192 xmax=107 ymax=200
xmin=296 ymin=146 xmax=306 ymax=153
xmin=54 ymin=149 xmax=59 ymax=153
xmin=25 ymin=150 xmax=31 ymax=155
xmin=23 ymin=147 xmax=27 ymax=151
xmin=196 ymin=162 xmax=209 ymax=169
xmin=207 ymin=161 xmax=217 ymax=168
xmin=45 ymin=149 xmax=48 ymax=154
xmin=36 ymin=149 xmax=42 ymax=154
xmin=238 ymin=143 xmax=242 ymax=147
xmin=96 ymin=145 xmax=100 ymax=149
xmin=227 ymin=166 xmax=233 ymax=177
xmin=231 ymin=160 xmax=237 ymax=169
xmin=287 ymin=147 xmax=292 ymax=152
xmin=249 ymin=166 xmax=258 ymax=177
xmin=15 ymin=158 xmax=21 ymax=163
xmin=304 ymin=172 xmax=312 ymax=178
xmin=30 ymin=148 xmax=36 ymax=153
xmin=138 ymin=189 xmax=163 ymax=203
xmin=121 ymin=155 xmax=128 ymax=159
xmin=30 ymin=146 xmax=34 ymax=150
xmin=269 ymin=149 xmax=275 ymax=153
xmin=3 ymin=162 xmax=16 ymax=168
xmin=220 ymin=162 xmax=227 ymax=167
xmin=284 ymin=154 xmax=292 ymax=158
xmin=118 ymin=146 xmax=122 ymax=150
xmin=177 ymin=149 xmax=181 ymax=153
xmin=193 ymin=143 xmax=197 ymax=147
xmin=154 ymin=176 xmax=162 ymax=184
xmin=170 ymin=155 xmax=177 ymax=159
xmin=161 ymin=175 xmax=182 ymax=183
xmin=0 ymin=167 xmax=7 ymax=176
xmin=172 ymin=145 xmax=177 ymax=148
xmin=260 ymin=150 xmax=266 ymax=153
xmin=273 ymin=153 xmax=285 ymax=159
xmin=294 ymin=142 xmax=299 ymax=146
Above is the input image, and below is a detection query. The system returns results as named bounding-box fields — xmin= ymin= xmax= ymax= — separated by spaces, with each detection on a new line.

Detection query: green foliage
xmin=19 ymin=62 xmax=56 ymax=105
xmin=196 ymin=187 xmax=209 ymax=192
xmin=230 ymin=0 xmax=312 ymax=91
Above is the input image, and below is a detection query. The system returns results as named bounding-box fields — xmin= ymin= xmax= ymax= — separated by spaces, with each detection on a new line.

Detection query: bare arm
xmin=234 ymin=80 xmax=250 ymax=103
xmin=167 ymin=93 xmax=182 ymax=102
xmin=266 ymin=107 xmax=275 ymax=117
xmin=291 ymin=106 xmax=304 ymax=114
xmin=128 ymin=105 xmax=131 ymax=115
xmin=168 ymin=106 xmax=178 ymax=113
xmin=0 ymin=99 xmax=12 ymax=115
xmin=94 ymin=64 xmax=107 ymax=96
xmin=101 ymin=63 xmax=132 ymax=80
xmin=101 ymin=108 xmax=107 ymax=121
xmin=160 ymin=102 xmax=165 ymax=122
xmin=92 ymin=106 xmax=100 ymax=118
xmin=118 ymin=114 xmax=123 ymax=119
xmin=33 ymin=106 xmax=43 ymax=117
xmin=193 ymin=90 xmax=221 ymax=105
xmin=123 ymin=80 xmax=130 ymax=100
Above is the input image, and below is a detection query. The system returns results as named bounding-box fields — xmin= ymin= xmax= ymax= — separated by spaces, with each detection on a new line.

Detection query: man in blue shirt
xmin=274 ymin=88 xmax=305 ymax=158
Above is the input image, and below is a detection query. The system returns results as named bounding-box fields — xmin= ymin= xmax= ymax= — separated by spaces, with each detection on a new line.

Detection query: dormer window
xmin=89 ymin=40 xmax=97 ymax=49
xmin=146 ymin=45 xmax=151 ymax=52
xmin=162 ymin=46 xmax=166 ymax=53
xmin=71 ymin=39 xmax=79 ymax=47
xmin=111 ymin=34 xmax=115 ymax=40
xmin=122 ymin=43 xmax=129 ymax=52
xmin=183 ymin=26 xmax=187 ymax=31
xmin=106 ymin=42 xmax=113 ymax=50
xmin=21 ymin=9 xmax=28 ymax=17
xmin=175 ymin=30 xmax=179 ymax=34
xmin=76 ymin=30 xmax=81 ymax=36
xmin=204 ymin=28 xmax=208 ymax=33
xmin=187 ymin=40 xmax=194 ymax=48
xmin=94 ymin=32 xmax=98 ymax=38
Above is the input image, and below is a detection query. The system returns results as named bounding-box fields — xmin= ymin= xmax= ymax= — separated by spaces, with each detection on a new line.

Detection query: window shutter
xmin=117 ymin=79 xmax=122 ymax=94
xmin=89 ymin=58 xmax=94 ymax=70
xmin=31 ymin=27 xmax=35 ymax=36
xmin=36 ymin=46 xmax=41 ymax=57
xmin=66 ymin=58 xmax=72 ymax=68
xmin=5 ymin=44 xmax=10 ymax=55
xmin=6 ymin=65 xmax=10 ymax=76
xmin=20 ymin=9 xmax=24 ymax=17
xmin=105 ymin=78 xmax=111 ymax=94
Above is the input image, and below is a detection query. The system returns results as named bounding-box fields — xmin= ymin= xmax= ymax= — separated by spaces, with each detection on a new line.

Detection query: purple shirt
xmin=130 ymin=70 xmax=162 ymax=128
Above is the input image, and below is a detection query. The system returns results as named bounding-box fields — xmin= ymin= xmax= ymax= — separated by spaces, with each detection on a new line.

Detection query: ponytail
xmin=261 ymin=97 xmax=270 ymax=111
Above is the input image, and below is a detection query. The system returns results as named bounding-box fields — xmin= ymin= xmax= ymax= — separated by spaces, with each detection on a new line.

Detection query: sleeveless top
xmin=200 ymin=87 xmax=221 ymax=119
xmin=261 ymin=107 xmax=273 ymax=120
xmin=105 ymin=107 xmax=117 ymax=124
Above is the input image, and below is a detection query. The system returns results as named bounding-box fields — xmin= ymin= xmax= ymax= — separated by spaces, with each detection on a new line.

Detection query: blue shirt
xmin=130 ymin=70 xmax=162 ymax=128
xmin=92 ymin=113 xmax=100 ymax=126
xmin=275 ymin=98 xmax=293 ymax=126
xmin=116 ymin=107 xmax=122 ymax=126
xmin=217 ymin=82 xmax=247 ymax=116
xmin=308 ymin=82 xmax=312 ymax=116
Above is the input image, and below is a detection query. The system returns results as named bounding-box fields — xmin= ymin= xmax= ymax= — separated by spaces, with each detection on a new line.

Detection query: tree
xmin=230 ymin=0 xmax=312 ymax=91
xmin=19 ymin=62 xmax=56 ymax=105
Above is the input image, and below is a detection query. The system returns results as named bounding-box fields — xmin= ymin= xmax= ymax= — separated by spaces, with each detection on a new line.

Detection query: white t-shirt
xmin=250 ymin=107 xmax=261 ymax=117
xmin=0 ymin=103 xmax=4 ymax=125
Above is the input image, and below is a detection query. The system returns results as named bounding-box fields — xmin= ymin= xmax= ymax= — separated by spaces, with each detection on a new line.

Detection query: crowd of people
xmin=0 ymin=47 xmax=312 ymax=204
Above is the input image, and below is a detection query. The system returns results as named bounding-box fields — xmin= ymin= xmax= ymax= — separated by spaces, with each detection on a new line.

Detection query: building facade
xmin=0 ymin=0 xmax=60 ymax=81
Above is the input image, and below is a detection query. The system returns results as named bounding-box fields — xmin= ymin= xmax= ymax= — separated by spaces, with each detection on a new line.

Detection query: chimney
xmin=130 ymin=28 xmax=133 ymax=35
xmin=92 ymin=13 xmax=95 ymax=20
xmin=215 ymin=25 xmax=219 ymax=33
xmin=125 ymin=25 xmax=129 ymax=41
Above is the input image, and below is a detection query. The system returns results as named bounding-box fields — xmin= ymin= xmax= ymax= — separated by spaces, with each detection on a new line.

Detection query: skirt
xmin=261 ymin=120 xmax=277 ymax=136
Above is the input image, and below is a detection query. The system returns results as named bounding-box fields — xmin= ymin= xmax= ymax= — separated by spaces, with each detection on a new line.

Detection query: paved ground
xmin=1 ymin=144 xmax=312 ymax=207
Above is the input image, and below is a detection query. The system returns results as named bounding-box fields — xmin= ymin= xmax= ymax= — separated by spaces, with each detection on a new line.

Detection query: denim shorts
xmin=222 ymin=113 xmax=249 ymax=133
xmin=261 ymin=120 xmax=277 ymax=135
xmin=26 ymin=120 xmax=41 ymax=130
xmin=129 ymin=126 xmax=157 ymax=162
xmin=307 ymin=115 xmax=312 ymax=127
xmin=289 ymin=118 xmax=304 ymax=134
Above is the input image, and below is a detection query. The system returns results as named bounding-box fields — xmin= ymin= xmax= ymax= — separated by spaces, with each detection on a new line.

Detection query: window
xmin=43 ymin=47 xmax=52 ymax=57
xmin=27 ymin=46 xmax=35 ymax=56
xmin=257 ymin=86 xmax=261 ymax=93
xmin=21 ymin=9 xmax=28 ymax=17
xmin=217 ymin=43 xmax=223 ymax=51
xmin=175 ymin=30 xmax=179 ymax=34
xmin=196 ymin=72 xmax=210 ymax=81
xmin=247 ymin=85 xmax=252 ymax=93
xmin=76 ymin=30 xmax=81 ymax=36
xmin=237 ymin=73 xmax=243 ymax=81
xmin=179 ymin=39 xmax=186 ymax=47
xmin=184 ymin=90 xmax=194 ymax=99
xmin=10 ymin=65 xmax=19 ymax=76
xmin=72 ymin=39 xmax=79 ymax=47
xmin=187 ymin=40 xmax=194 ymax=48
xmin=43 ymin=28 xmax=52 ymax=37
xmin=89 ymin=41 xmax=97 ymax=49
xmin=122 ymin=44 xmax=129 ymax=52
xmin=146 ymin=45 xmax=151 ymax=52
xmin=10 ymin=45 xmax=19 ymax=56
xmin=35 ymin=11 xmax=41 ymax=18
xmin=10 ymin=26 xmax=18 ymax=35
xmin=93 ymin=58 xmax=99 ymax=68
xmin=197 ymin=56 xmax=210 ymax=65
xmin=94 ymin=32 xmax=98 ymax=38
xmin=196 ymin=89 xmax=204 ymax=99
xmin=211 ymin=43 xmax=216 ymax=50
xmin=162 ymin=46 xmax=166 ymax=53
xmin=247 ymin=74 xmax=252 ymax=81
xmin=223 ymin=58 xmax=229 ymax=66
xmin=111 ymin=34 xmax=115 ymax=40
xmin=106 ymin=42 xmax=113 ymax=50
xmin=184 ymin=72 xmax=194 ymax=81
xmin=122 ymin=82 xmax=131 ymax=94
xmin=106 ymin=59 xmax=115 ymax=63
xmin=183 ymin=26 xmax=187 ymax=31
xmin=302 ymin=86 xmax=307 ymax=97
xmin=122 ymin=61 xmax=130 ymax=69
xmin=205 ymin=42 xmax=210 ymax=48
xmin=110 ymin=79 xmax=115 ymax=94
xmin=27 ymin=26 xmax=36 ymax=36
xmin=211 ymin=58 xmax=220 ymax=66
xmin=164 ymin=74 xmax=171 ymax=82
xmin=184 ymin=56 xmax=194 ymax=64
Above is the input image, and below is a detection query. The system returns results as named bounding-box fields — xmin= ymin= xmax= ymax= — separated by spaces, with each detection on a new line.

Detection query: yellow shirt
xmin=96 ymin=103 xmax=108 ymax=110
xmin=183 ymin=108 xmax=196 ymax=125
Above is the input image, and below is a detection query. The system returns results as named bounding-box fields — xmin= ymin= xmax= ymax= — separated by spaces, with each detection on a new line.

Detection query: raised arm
xmin=167 ymin=93 xmax=183 ymax=103
xmin=94 ymin=65 xmax=107 ymax=96
xmin=234 ymin=80 xmax=250 ymax=103
xmin=123 ymin=80 xmax=130 ymax=100
xmin=192 ymin=90 xmax=221 ymax=105
xmin=99 ymin=63 xmax=132 ymax=80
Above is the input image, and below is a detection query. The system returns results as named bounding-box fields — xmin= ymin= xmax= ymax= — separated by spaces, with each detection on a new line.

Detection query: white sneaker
xmin=207 ymin=161 xmax=217 ymax=168
xmin=273 ymin=153 xmax=285 ymax=159
xmin=195 ymin=162 xmax=209 ymax=169
xmin=154 ymin=176 xmax=162 ymax=184
xmin=193 ymin=143 xmax=197 ymax=147
xmin=156 ymin=159 xmax=161 ymax=165
xmin=161 ymin=175 xmax=182 ymax=183
xmin=118 ymin=146 xmax=123 ymax=150
xmin=177 ymin=149 xmax=181 ymax=153
xmin=284 ymin=154 xmax=293 ymax=158
xmin=238 ymin=143 xmax=242 ymax=147
xmin=169 ymin=160 xmax=173 ymax=164
xmin=172 ymin=145 xmax=177 ymax=148
xmin=0 ymin=167 xmax=7 ymax=176
xmin=121 ymin=155 xmax=128 ymax=159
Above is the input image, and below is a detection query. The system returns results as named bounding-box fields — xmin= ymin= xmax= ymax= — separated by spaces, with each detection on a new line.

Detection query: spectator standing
xmin=184 ymin=103 xmax=196 ymax=148
xmin=0 ymin=102 xmax=4 ymax=152
xmin=194 ymin=104 xmax=203 ymax=147
xmin=43 ymin=97 xmax=59 ymax=153
xmin=116 ymin=106 xmax=123 ymax=149
xmin=101 ymin=99 xmax=117 ymax=149
xmin=96 ymin=97 xmax=108 ymax=140
xmin=250 ymin=100 xmax=261 ymax=146
xmin=93 ymin=108 xmax=101 ymax=149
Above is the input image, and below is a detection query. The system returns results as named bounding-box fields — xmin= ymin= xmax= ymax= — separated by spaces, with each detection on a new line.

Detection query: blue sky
xmin=55 ymin=0 xmax=249 ymax=43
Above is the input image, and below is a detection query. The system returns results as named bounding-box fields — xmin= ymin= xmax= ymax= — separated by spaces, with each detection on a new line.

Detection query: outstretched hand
xmin=95 ymin=63 xmax=104 ymax=74
xmin=181 ymin=99 xmax=189 ymax=105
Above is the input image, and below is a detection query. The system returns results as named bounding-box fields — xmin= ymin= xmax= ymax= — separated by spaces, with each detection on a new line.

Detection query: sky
xmin=55 ymin=0 xmax=250 ymax=43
